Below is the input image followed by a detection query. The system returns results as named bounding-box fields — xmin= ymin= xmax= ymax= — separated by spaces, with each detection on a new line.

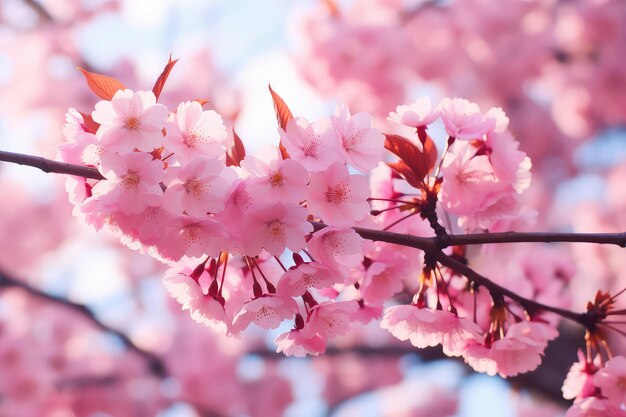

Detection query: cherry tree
xmin=0 ymin=1 xmax=625 ymax=416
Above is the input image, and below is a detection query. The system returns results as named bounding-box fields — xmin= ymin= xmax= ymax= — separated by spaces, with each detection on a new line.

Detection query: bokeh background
xmin=0 ymin=0 xmax=625 ymax=416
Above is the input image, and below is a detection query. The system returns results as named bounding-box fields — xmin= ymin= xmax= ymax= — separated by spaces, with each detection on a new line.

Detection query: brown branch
xmin=22 ymin=0 xmax=54 ymax=23
xmin=0 ymin=150 xmax=104 ymax=180
xmin=433 ymin=252 xmax=585 ymax=324
xmin=2 ymin=150 xmax=624 ymax=325
xmin=439 ymin=231 xmax=626 ymax=248
xmin=0 ymin=270 xmax=167 ymax=378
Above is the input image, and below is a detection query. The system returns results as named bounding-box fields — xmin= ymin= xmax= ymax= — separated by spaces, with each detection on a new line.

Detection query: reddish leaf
xmin=269 ymin=85 xmax=293 ymax=159
xmin=269 ymin=84 xmax=293 ymax=131
xmin=77 ymin=67 xmax=125 ymax=100
xmin=226 ymin=128 xmax=246 ymax=167
xmin=322 ymin=0 xmax=340 ymax=16
xmin=78 ymin=111 xmax=100 ymax=134
xmin=152 ymin=54 xmax=179 ymax=101
xmin=384 ymin=133 xmax=438 ymax=189
xmin=194 ymin=99 xmax=209 ymax=106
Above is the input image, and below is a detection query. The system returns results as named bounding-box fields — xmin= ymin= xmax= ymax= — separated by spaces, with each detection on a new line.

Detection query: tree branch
xmin=1 ymin=150 xmax=624 ymax=325
xmin=0 ymin=150 xmax=104 ymax=180
xmin=0 ymin=269 xmax=167 ymax=378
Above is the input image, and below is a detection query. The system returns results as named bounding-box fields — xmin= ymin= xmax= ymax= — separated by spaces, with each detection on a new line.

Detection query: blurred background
xmin=0 ymin=0 xmax=625 ymax=416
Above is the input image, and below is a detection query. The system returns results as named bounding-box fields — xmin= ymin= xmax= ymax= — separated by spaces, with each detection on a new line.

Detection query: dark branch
xmin=0 ymin=270 xmax=167 ymax=378
xmin=2 ymin=150 xmax=624 ymax=324
xmin=0 ymin=150 xmax=104 ymax=180
xmin=434 ymin=252 xmax=585 ymax=323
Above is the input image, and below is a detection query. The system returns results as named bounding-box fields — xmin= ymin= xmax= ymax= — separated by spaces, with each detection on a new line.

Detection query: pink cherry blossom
xmin=279 ymin=116 xmax=340 ymax=171
xmin=157 ymin=216 xmax=228 ymax=261
xmin=381 ymin=305 xmax=450 ymax=349
xmin=439 ymin=98 xmax=495 ymax=140
xmin=165 ymin=100 xmax=228 ymax=162
xmin=275 ymin=326 xmax=326 ymax=357
xmin=276 ymin=262 xmax=341 ymax=297
xmin=565 ymin=397 xmax=626 ymax=417
xmin=562 ymin=351 xmax=600 ymax=401
xmin=240 ymin=202 xmax=313 ymax=256
xmin=162 ymin=157 xmax=233 ymax=217
xmin=388 ymin=97 xmax=440 ymax=128
xmin=439 ymin=315 xmax=483 ymax=357
xmin=464 ymin=321 xmax=557 ymax=378
xmin=305 ymin=300 xmax=358 ymax=339
xmin=441 ymin=141 xmax=497 ymax=215
xmin=594 ymin=356 xmax=626 ymax=408
xmin=331 ymin=104 xmax=385 ymax=171
xmin=306 ymin=227 xmax=365 ymax=277
xmin=241 ymin=146 xmax=309 ymax=203
xmin=361 ymin=259 xmax=405 ymax=306
xmin=57 ymin=108 xmax=97 ymax=165
xmin=307 ymin=161 xmax=371 ymax=226
xmin=91 ymin=152 xmax=164 ymax=214
xmin=230 ymin=295 xmax=299 ymax=335
xmin=92 ymin=89 xmax=169 ymax=153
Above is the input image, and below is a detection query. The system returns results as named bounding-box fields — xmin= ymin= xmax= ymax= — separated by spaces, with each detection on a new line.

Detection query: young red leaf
xmin=268 ymin=85 xmax=292 ymax=159
xmin=78 ymin=111 xmax=100 ymax=134
xmin=194 ymin=99 xmax=209 ymax=106
xmin=268 ymin=85 xmax=293 ymax=130
xmin=77 ymin=67 xmax=125 ymax=101
xmin=384 ymin=133 xmax=438 ymax=189
xmin=152 ymin=54 xmax=179 ymax=101
xmin=226 ymin=128 xmax=246 ymax=167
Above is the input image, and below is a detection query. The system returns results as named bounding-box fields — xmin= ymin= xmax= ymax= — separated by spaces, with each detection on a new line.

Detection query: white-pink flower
xmin=307 ymin=161 xmax=371 ymax=226
xmin=241 ymin=146 xmax=309 ymax=203
xmin=594 ymin=356 xmax=626 ymax=408
xmin=230 ymin=295 xmax=299 ymax=335
xmin=58 ymin=108 xmax=97 ymax=165
xmin=275 ymin=327 xmax=326 ymax=357
xmin=565 ymin=397 xmax=626 ymax=417
xmin=92 ymin=89 xmax=169 ymax=153
xmin=279 ymin=116 xmax=340 ymax=172
xmin=91 ymin=152 xmax=164 ymax=214
xmin=464 ymin=321 xmax=557 ymax=378
xmin=276 ymin=262 xmax=341 ymax=297
xmin=240 ymin=202 xmax=313 ymax=256
xmin=158 ymin=217 xmax=228 ymax=261
xmin=162 ymin=157 xmax=233 ymax=217
xmin=305 ymin=300 xmax=358 ymax=339
xmin=441 ymin=141 xmax=497 ymax=215
xmin=332 ymin=104 xmax=385 ymax=171
xmin=165 ymin=100 xmax=228 ymax=162
xmin=381 ymin=305 xmax=460 ymax=349
xmin=440 ymin=98 xmax=495 ymax=140
xmin=562 ymin=351 xmax=600 ymax=401
xmin=306 ymin=227 xmax=365 ymax=277
xmin=388 ymin=97 xmax=440 ymax=128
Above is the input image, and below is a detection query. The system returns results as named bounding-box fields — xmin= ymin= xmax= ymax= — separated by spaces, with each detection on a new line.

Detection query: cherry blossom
xmin=230 ymin=295 xmax=299 ymax=335
xmin=306 ymin=227 xmax=365 ymax=277
xmin=165 ymin=100 xmax=228 ymax=162
xmin=161 ymin=157 xmax=233 ymax=217
xmin=239 ymin=202 xmax=313 ymax=256
xmin=241 ymin=146 xmax=309 ymax=203
xmin=331 ymin=104 xmax=385 ymax=171
xmin=276 ymin=262 xmax=341 ymax=297
xmin=439 ymin=98 xmax=495 ymax=140
xmin=90 ymin=152 xmax=164 ymax=214
xmin=307 ymin=161 xmax=371 ymax=226
xmin=388 ymin=97 xmax=440 ymax=128
xmin=593 ymin=356 xmax=626 ymax=408
xmin=279 ymin=116 xmax=339 ymax=171
xmin=92 ymin=89 xmax=169 ymax=153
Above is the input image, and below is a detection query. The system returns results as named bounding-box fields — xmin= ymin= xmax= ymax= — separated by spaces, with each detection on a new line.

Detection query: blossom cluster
xmin=58 ymin=79 xmax=553 ymax=382
xmin=562 ymin=353 xmax=626 ymax=417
